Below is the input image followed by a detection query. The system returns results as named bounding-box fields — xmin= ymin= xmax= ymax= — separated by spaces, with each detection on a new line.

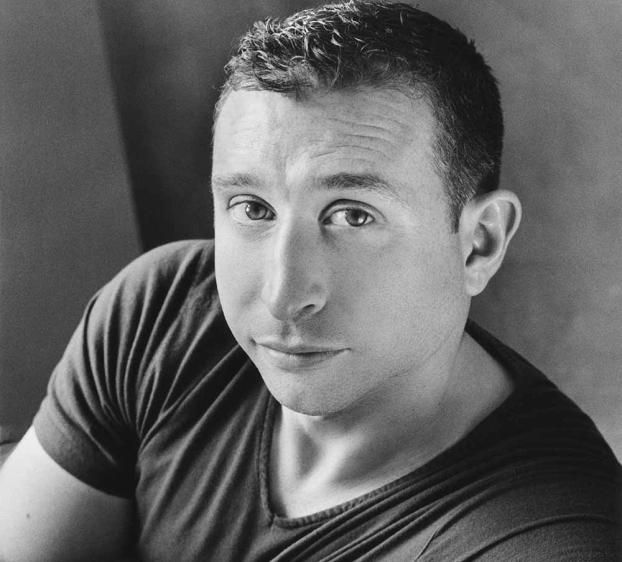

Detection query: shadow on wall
xmin=97 ymin=0 xmax=323 ymax=249
xmin=0 ymin=1 xmax=140 ymax=433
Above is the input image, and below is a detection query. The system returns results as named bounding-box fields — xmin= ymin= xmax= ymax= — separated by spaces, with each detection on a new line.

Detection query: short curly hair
xmin=216 ymin=1 xmax=503 ymax=229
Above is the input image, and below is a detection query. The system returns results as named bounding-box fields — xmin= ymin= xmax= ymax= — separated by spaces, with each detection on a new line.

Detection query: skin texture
xmin=212 ymin=88 xmax=521 ymax=516
xmin=0 ymin=428 xmax=134 ymax=561
xmin=213 ymin=88 xmax=469 ymax=417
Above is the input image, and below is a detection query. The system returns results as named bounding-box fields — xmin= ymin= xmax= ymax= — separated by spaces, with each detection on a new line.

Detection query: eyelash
xmin=324 ymin=207 xmax=374 ymax=227
xmin=227 ymin=197 xmax=376 ymax=228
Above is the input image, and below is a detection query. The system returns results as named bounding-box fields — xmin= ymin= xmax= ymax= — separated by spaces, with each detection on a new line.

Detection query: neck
xmin=269 ymin=332 xmax=513 ymax=517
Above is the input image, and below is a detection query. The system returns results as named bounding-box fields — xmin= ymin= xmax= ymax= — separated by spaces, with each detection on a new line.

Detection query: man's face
xmin=212 ymin=88 xmax=470 ymax=416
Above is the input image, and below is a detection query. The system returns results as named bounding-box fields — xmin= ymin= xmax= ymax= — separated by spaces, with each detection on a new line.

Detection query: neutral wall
xmin=0 ymin=1 xmax=140 ymax=433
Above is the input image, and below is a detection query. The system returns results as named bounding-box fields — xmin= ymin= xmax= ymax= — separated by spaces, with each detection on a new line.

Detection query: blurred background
xmin=0 ymin=0 xmax=620 ymax=458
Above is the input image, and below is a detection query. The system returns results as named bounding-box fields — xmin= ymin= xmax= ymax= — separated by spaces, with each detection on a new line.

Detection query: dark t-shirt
xmin=34 ymin=241 xmax=621 ymax=561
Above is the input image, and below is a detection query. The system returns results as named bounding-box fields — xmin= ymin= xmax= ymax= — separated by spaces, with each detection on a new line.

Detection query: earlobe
xmin=459 ymin=190 xmax=522 ymax=296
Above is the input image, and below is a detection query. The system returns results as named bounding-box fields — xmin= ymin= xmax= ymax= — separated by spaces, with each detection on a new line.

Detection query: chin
xmin=279 ymin=399 xmax=348 ymax=418
xmin=265 ymin=384 xmax=333 ymax=416
xmin=261 ymin=374 xmax=364 ymax=418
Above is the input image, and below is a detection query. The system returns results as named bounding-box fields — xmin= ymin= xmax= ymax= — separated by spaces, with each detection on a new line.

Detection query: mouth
xmin=254 ymin=340 xmax=347 ymax=369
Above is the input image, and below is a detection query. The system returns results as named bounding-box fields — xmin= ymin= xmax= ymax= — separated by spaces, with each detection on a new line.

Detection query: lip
xmin=254 ymin=339 xmax=347 ymax=369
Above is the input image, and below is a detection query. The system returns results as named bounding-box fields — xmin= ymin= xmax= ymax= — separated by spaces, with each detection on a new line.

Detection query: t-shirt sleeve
xmin=471 ymin=517 xmax=621 ymax=561
xmin=33 ymin=240 xmax=218 ymax=497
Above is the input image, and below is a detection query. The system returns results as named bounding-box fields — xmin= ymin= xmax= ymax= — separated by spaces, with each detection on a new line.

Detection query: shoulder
xmin=468 ymin=321 xmax=609 ymax=438
xmin=424 ymin=321 xmax=622 ymax=559
xmin=465 ymin=320 xmax=619 ymax=480
xmin=86 ymin=239 xmax=233 ymax=376
xmin=91 ymin=239 xmax=218 ymax=325
xmin=131 ymin=239 xmax=214 ymax=272
xmin=31 ymin=239 xmax=236 ymax=495
xmin=110 ymin=239 xmax=216 ymax=294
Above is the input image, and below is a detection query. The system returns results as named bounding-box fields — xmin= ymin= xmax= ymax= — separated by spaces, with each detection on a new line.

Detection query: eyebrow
xmin=320 ymin=173 xmax=407 ymax=205
xmin=211 ymin=172 xmax=409 ymax=206
xmin=211 ymin=173 xmax=259 ymax=192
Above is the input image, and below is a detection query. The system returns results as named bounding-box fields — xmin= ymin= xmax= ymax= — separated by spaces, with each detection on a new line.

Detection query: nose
xmin=261 ymin=221 xmax=328 ymax=322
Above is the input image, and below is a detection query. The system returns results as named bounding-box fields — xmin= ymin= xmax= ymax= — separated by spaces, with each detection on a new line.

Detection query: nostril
xmin=291 ymin=302 xmax=321 ymax=322
xmin=261 ymin=273 xmax=327 ymax=321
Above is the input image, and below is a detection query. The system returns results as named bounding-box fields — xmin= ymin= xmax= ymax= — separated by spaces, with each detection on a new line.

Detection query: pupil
xmin=346 ymin=209 xmax=366 ymax=226
xmin=245 ymin=202 xmax=265 ymax=220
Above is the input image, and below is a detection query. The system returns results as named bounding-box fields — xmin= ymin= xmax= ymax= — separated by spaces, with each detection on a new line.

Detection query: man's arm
xmin=0 ymin=427 xmax=134 ymax=562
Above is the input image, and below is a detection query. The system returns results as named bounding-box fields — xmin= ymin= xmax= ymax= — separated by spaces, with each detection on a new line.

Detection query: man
xmin=0 ymin=1 xmax=619 ymax=560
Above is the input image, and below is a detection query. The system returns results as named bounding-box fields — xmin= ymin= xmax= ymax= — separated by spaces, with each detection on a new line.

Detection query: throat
xmin=266 ymin=335 xmax=514 ymax=519
xmin=267 ymin=402 xmax=444 ymax=519
xmin=268 ymin=415 xmax=380 ymax=518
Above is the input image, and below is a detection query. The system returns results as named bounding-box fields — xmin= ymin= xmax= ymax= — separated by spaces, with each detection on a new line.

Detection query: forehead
xmin=212 ymin=88 xmax=443 ymax=205
xmin=217 ymin=87 xmax=434 ymax=149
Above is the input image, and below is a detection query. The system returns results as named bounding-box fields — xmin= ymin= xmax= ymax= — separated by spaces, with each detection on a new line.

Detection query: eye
xmin=243 ymin=201 xmax=273 ymax=221
xmin=229 ymin=198 xmax=275 ymax=222
xmin=325 ymin=207 xmax=375 ymax=227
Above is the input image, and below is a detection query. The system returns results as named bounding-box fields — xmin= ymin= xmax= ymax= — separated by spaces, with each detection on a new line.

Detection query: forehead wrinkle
xmin=328 ymin=115 xmax=411 ymax=144
xmin=332 ymin=92 xmax=425 ymax=131
xmin=321 ymin=141 xmax=393 ymax=163
xmin=219 ymin=114 xmax=264 ymax=138
xmin=342 ymin=130 xmax=402 ymax=146
xmin=324 ymin=114 xmax=427 ymax=162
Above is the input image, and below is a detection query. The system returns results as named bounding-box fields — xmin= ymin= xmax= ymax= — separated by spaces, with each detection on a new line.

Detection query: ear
xmin=458 ymin=190 xmax=522 ymax=297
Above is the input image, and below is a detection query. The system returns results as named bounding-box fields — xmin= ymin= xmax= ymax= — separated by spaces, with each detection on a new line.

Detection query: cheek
xmin=214 ymin=232 xmax=261 ymax=323
xmin=353 ymin=242 xmax=466 ymax=334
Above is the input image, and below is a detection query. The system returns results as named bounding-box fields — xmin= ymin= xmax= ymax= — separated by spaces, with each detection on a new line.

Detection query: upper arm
xmin=0 ymin=427 xmax=134 ymax=562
